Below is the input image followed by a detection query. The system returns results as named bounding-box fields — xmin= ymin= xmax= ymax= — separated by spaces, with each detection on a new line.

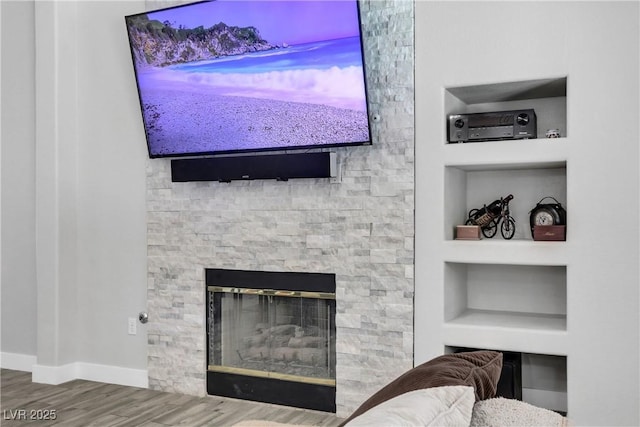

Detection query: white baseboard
xmin=32 ymin=362 xmax=78 ymax=385
xmin=2 ymin=352 xmax=148 ymax=389
xmin=32 ymin=361 xmax=148 ymax=389
xmin=76 ymin=362 xmax=148 ymax=389
xmin=0 ymin=352 xmax=37 ymax=372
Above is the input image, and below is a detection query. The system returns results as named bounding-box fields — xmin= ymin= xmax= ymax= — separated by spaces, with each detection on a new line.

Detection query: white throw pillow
xmin=344 ymin=386 xmax=475 ymax=427
xmin=470 ymin=397 xmax=569 ymax=427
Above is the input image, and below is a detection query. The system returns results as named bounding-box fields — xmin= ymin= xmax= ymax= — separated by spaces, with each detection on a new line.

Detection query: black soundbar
xmin=171 ymin=152 xmax=336 ymax=182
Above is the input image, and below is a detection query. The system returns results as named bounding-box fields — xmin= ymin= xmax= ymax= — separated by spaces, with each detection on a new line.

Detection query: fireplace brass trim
xmin=207 ymin=286 xmax=335 ymax=300
xmin=208 ymin=365 xmax=336 ymax=387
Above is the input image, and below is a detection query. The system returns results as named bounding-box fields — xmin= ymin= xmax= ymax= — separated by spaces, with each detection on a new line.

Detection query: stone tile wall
xmin=146 ymin=0 xmax=414 ymax=416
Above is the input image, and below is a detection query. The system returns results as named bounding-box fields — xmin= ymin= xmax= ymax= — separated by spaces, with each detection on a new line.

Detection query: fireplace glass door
xmin=208 ymin=287 xmax=336 ymax=385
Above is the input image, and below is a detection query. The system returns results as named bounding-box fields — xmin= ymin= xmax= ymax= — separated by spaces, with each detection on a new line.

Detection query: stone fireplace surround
xmin=146 ymin=0 xmax=415 ymax=417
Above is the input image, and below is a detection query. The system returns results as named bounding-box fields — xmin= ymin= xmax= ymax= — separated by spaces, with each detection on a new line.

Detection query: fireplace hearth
xmin=206 ymin=269 xmax=336 ymax=412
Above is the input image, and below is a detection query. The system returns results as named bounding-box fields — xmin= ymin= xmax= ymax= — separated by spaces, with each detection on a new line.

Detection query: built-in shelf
xmin=445 ymin=164 xmax=567 ymax=241
xmin=442 ymin=240 xmax=568 ymax=265
xmin=443 ymin=138 xmax=570 ymax=170
xmin=445 ymin=77 xmax=568 ymax=140
xmin=434 ymin=77 xmax=570 ymax=415
xmin=447 ymin=309 xmax=566 ymax=333
xmin=443 ymin=319 xmax=568 ymax=356
xmin=444 ymin=262 xmax=567 ymax=355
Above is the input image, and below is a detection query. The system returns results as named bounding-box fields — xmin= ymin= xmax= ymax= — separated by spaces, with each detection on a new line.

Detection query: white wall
xmin=415 ymin=2 xmax=639 ymax=426
xmin=1 ymin=0 xmax=148 ymax=383
xmin=0 ymin=0 xmax=38 ymax=366
xmin=74 ymin=0 xmax=148 ymax=371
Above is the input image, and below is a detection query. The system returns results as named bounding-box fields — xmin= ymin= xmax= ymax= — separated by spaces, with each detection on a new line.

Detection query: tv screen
xmin=125 ymin=0 xmax=371 ymax=158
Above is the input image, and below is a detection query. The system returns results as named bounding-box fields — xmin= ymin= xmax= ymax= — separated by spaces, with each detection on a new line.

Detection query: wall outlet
xmin=128 ymin=317 xmax=137 ymax=335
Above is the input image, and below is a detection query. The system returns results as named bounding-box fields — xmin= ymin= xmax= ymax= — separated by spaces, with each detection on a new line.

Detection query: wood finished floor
xmin=1 ymin=369 xmax=343 ymax=427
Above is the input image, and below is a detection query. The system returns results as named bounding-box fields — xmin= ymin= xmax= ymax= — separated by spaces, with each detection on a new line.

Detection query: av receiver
xmin=448 ymin=109 xmax=537 ymax=143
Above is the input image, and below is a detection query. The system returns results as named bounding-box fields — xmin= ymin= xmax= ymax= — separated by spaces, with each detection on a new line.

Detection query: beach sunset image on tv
xmin=125 ymin=0 xmax=371 ymax=158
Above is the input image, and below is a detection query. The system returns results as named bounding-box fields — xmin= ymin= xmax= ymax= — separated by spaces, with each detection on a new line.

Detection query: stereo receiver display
xmin=448 ymin=109 xmax=537 ymax=143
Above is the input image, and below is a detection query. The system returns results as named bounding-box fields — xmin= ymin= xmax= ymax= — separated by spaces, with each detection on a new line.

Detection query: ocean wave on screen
xmin=166 ymin=66 xmax=367 ymax=110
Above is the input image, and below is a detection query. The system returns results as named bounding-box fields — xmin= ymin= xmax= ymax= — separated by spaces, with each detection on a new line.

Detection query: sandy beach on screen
xmin=141 ymin=84 xmax=370 ymax=156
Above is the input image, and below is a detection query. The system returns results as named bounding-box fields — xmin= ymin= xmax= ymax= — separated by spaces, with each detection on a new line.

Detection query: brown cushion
xmin=340 ymin=351 xmax=503 ymax=426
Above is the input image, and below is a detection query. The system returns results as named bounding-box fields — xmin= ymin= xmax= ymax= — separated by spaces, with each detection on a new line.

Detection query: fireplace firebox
xmin=206 ymin=269 xmax=336 ymax=412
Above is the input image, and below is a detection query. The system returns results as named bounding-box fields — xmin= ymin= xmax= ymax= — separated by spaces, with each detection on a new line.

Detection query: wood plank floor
xmin=1 ymin=369 xmax=343 ymax=427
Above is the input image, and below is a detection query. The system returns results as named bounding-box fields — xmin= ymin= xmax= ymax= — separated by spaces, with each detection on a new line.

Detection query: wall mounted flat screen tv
xmin=125 ymin=0 xmax=371 ymax=158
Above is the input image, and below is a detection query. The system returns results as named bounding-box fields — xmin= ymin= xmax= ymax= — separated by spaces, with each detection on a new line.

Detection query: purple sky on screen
xmin=146 ymin=0 xmax=361 ymax=46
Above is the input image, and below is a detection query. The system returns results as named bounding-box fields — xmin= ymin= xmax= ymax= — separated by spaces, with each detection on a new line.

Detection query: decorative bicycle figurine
xmin=466 ymin=194 xmax=516 ymax=239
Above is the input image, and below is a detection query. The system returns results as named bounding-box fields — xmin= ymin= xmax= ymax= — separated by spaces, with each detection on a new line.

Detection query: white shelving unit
xmin=427 ymin=77 xmax=569 ymax=412
xmin=415 ymin=3 xmax=640 ymax=425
